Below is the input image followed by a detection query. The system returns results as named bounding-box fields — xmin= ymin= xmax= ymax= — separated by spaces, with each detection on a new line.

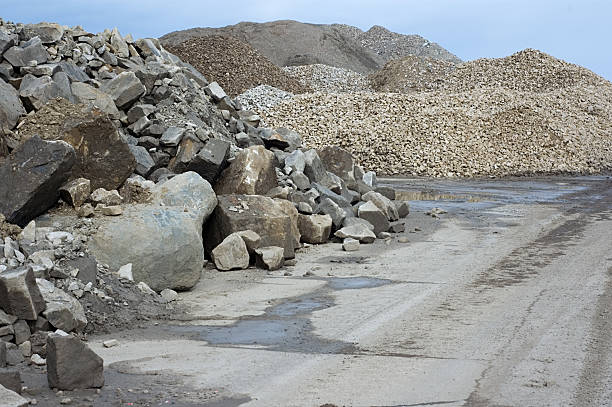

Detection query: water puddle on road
xmin=168 ymin=276 xmax=393 ymax=353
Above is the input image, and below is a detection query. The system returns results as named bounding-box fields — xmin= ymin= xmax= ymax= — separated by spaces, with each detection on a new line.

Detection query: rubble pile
xmin=370 ymin=49 xmax=610 ymax=93
xmin=165 ymin=35 xmax=310 ymax=97
xmin=264 ymin=50 xmax=612 ymax=177
xmin=236 ymin=84 xmax=295 ymax=117
xmin=283 ymin=64 xmax=373 ymax=93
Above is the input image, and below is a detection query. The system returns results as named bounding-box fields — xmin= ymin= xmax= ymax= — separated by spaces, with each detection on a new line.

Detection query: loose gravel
xmin=166 ymin=36 xmax=310 ymax=97
xmin=283 ymin=64 xmax=373 ymax=93
xmin=236 ymin=85 xmax=295 ymax=116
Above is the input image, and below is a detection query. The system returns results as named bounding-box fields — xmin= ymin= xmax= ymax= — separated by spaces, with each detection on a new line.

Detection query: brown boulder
xmin=214 ymin=146 xmax=278 ymax=195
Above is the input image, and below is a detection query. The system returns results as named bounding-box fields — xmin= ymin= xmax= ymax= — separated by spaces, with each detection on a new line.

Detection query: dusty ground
xmin=23 ymin=176 xmax=612 ymax=406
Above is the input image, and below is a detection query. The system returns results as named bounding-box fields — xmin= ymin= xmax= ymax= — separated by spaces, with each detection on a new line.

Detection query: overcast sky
xmin=3 ymin=0 xmax=610 ymax=79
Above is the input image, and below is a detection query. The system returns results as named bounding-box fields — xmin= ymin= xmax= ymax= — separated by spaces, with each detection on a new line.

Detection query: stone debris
xmin=283 ymin=64 xmax=373 ymax=93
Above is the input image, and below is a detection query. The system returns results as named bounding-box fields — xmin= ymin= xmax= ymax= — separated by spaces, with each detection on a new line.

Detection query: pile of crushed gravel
xmin=283 ymin=64 xmax=373 ymax=93
xmin=166 ymin=35 xmax=310 ymax=97
xmin=263 ymin=83 xmax=612 ymax=177
xmin=371 ymin=49 xmax=608 ymax=93
xmin=236 ymin=85 xmax=295 ymax=116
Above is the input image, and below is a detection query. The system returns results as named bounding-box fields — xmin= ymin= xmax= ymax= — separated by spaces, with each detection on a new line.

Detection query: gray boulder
xmin=334 ymin=224 xmax=376 ymax=243
xmin=0 ymin=266 xmax=46 ymax=320
xmin=128 ymin=145 xmax=155 ymax=177
xmin=303 ymin=149 xmax=328 ymax=184
xmin=318 ymin=146 xmax=357 ymax=189
xmin=362 ymin=191 xmax=399 ymax=221
xmin=36 ymin=279 xmax=87 ymax=332
xmin=215 ymin=146 xmax=278 ymax=195
xmin=395 ymin=201 xmax=410 ymax=218
xmin=57 ymin=61 xmax=90 ymax=83
xmin=0 ymin=136 xmax=75 ymax=226
xmin=3 ymin=37 xmax=49 ymax=68
xmin=0 ymin=78 xmax=26 ymax=132
xmin=21 ymin=23 xmax=64 ymax=44
xmin=204 ymin=82 xmax=226 ymax=101
xmin=186 ymin=138 xmax=230 ymax=184
xmin=46 ymin=332 xmax=104 ymax=390
xmin=316 ymin=197 xmax=347 ymax=229
xmin=18 ymin=74 xmax=63 ymax=110
xmin=71 ymin=82 xmax=120 ymax=119
xmin=101 ymin=71 xmax=145 ymax=109
xmin=358 ymin=201 xmax=390 ymax=235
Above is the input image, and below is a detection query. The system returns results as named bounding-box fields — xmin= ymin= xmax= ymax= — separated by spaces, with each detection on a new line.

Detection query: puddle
xmin=167 ymin=276 xmax=394 ymax=353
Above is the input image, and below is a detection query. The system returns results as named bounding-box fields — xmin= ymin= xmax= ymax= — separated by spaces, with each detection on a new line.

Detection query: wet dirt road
xmin=89 ymin=176 xmax=612 ymax=407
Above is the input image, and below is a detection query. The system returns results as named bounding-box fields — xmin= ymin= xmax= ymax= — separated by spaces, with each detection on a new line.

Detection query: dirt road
xmin=39 ymin=177 xmax=612 ymax=406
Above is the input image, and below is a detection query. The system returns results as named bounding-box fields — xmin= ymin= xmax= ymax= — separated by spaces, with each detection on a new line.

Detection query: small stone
xmin=342 ymin=238 xmax=360 ymax=252
xmin=100 ymin=205 xmax=123 ymax=216
xmin=398 ymin=236 xmax=410 ymax=243
xmin=102 ymin=339 xmax=119 ymax=348
xmin=31 ymin=353 xmax=46 ymax=366
xmin=117 ymin=264 xmax=133 ymax=281
xmin=77 ymin=203 xmax=94 ymax=218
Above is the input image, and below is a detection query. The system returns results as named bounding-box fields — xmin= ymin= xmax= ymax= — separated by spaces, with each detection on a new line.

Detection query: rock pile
xmin=369 ymin=55 xmax=457 ymax=93
xmin=263 ymin=84 xmax=612 ymax=176
xmin=236 ymin=84 xmax=295 ymax=117
xmin=165 ymin=36 xmax=310 ymax=97
xmin=283 ymin=64 xmax=373 ymax=93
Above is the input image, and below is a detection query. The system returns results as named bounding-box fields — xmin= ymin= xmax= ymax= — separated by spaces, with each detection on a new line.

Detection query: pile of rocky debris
xmin=165 ymin=35 xmax=310 ymax=97
xmin=236 ymin=84 xmax=295 ymax=118
xmin=370 ymin=49 xmax=610 ymax=93
xmin=264 ymin=50 xmax=612 ymax=177
xmin=283 ymin=64 xmax=373 ymax=93
xmin=1 ymin=19 xmax=411 ymax=404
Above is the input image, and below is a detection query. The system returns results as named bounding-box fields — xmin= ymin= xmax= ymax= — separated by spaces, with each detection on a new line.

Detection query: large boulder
xmin=0 ymin=384 xmax=28 ymax=407
xmin=357 ymin=201 xmax=390 ymax=235
xmin=318 ymin=146 xmax=357 ymax=189
xmin=46 ymin=332 xmax=104 ymax=390
xmin=186 ymin=138 xmax=230 ymax=184
xmin=18 ymin=74 xmax=63 ymax=110
xmin=89 ymin=173 xmax=216 ymax=291
xmin=362 ymin=191 xmax=399 ymax=221
xmin=254 ymin=246 xmax=285 ymax=270
xmin=101 ymin=71 xmax=145 ymax=109
xmin=3 ymin=37 xmax=49 ymax=68
xmin=36 ymin=279 xmax=87 ymax=332
xmin=0 ymin=78 xmax=26 ymax=133
xmin=204 ymin=195 xmax=297 ymax=259
xmin=273 ymin=198 xmax=301 ymax=251
xmin=214 ymin=146 xmax=278 ymax=195
xmin=70 ymin=82 xmax=120 ymax=119
xmin=211 ymin=233 xmax=249 ymax=271
xmin=298 ymin=214 xmax=332 ymax=244
xmin=0 ymin=136 xmax=75 ymax=226
xmin=334 ymin=224 xmax=376 ymax=243
xmin=0 ymin=266 xmax=46 ymax=320
xmin=21 ymin=23 xmax=64 ymax=44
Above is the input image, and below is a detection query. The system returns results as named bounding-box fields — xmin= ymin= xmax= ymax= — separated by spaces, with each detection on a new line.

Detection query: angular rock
xmin=316 ymin=197 xmax=347 ymax=229
xmin=358 ymin=201 xmax=390 ymax=235
xmin=101 ymin=71 xmax=145 ymax=109
xmin=362 ymin=191 xmax=399 ymax=221
xmin=0 ymin=369 xmax=21 ymax=394
xmin=90 ymin=188 xmax=123 ymax=206
xmin=342 ymin=217 xmax=375 ymax=231
xmin=46 ymin=333 xmax=104 ymax=390
xmin=61 ymin=112 xmax=136 ymax=190
xmin=318 ymin=146 xmax=357 ymax=189
xmin=236 ymin=230 xmax=261 ymax=254
xmin=3 ymin=37 xmax=49 ymax=68
xmin=12 ymin=320 xmax=30 ymax=345
xmin=71 ymin=82 xmax=120 ymax=119
xmin=186 ymin=138 xmax=230 ymax=184
xmin=37 ymin=279 xmax=87 ymax=332
xmin=59 ymin=178 xmax=90 ymax=208
xmin=395 ymin=201 xmax=410 ymax=218
xmin=273 ymin=199 xmax=301 ymax=251
xmin=298 ymin=214 xmax=332 ymax=244
xmin=363 ymin=171 xmax=378 ymax=188
xmin=334 ymin=224 xmax=376 ymax=244
xmin=0 ymin=342 xmax=5 ymax=368
xmin=254 ymin=246 xmax=285 ymax=270
xmin=389 ymin=222 xmax=406 ymax=233
xmin=0 ymin=78 xmax=26 ymax=132
xmin=375 ymin=186 xmax=396 ymax=200
xmin=22 ymin=23 xmax=64 ymax=43
xmin=204 ymin=195 xmax=296 ymax=259
xmin=18 ymin=74 xmax=62 ymax=110
xmin=0 ymin=266 xmax=46 ymax=320
xmin=57 ymin=61 xmax=89 ymax=83
xmin=303 ymin=149 xmax=328 ymax=184
xmin=160 ymin=126 xmax=185 ymax=147
xmin=204 ymin=81 xmax=226 ymax=102
xmin=0 ymin=31 xmax=15 ymax=55
xmin=211 ymin=233 xmax=249 ymax=271
xmin=100 ymin=205 xmax=122 ymax=216
xmin=0 ymin=136 xmax=75 ymax=226
xmin=0 ymin=384 xmax=28 ymax=407
xmin=215 ymin=146 xmax=278 ymax=195
xmin=127 ymin=104 xmax=155 ymax=124
xmin=128 ymin=145 xmax=155 ymax=177
xmin=342 ymin=238 xmax=360 ymax=252
xmin=291 ymin=171 xmax=311 ymax=191
xmin=90 ymin=206 xmax=204 ymax=291
xmin=110 ymin=28 xmax=129 ymax=58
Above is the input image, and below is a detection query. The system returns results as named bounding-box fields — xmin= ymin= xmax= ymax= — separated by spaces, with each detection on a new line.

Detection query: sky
xmin=2 ymin=0 xmax=610 ymax=79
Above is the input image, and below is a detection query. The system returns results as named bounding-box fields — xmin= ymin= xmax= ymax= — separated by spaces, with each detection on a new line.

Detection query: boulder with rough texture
xmin=0 ymin=266 xmax=46 ymax=320
xmin=128 ymin=145 xmax=155 ymax=177
xmin=215 ymin=146 xmax=278 ymax=195
xmin=298 ymin=214 xmax=332 ymax=244
xmin=204 ymin=81 xmax=227 ymax=101
xmin=358 ymin=201 xmax=390 ymax=235
xmin=342 ymin=238 xmax=360 ymax=252
xmin=186 ymin=138 xmax=230 ymax=184
xmin=334 ymin=224 xmax=376 ymax=243
xmin=0 ymin=136 xmax=75 ymax=226
xmin=362 ymin=191 xmax=399 ymax=221
xmin=59 ymin=178 xmax=90 ymax=208
xmin=284 ymin=149 xmax=306 ymax=173
xmin=273 ymin=198 xmax=301 ymax=251
xmin=18 ymin=74 xmax=62 ymax=110
xmin=316 ymin=197 xmax=347 ymax=229
xmin=254 ymin=246 xmax=284 ymax=270
xmin=46 ymin=332 xmax=104 ymax=390
xmin=211 ymin=233 xmax=250 ymax=271
xmin=36 ymin=279 xmax=87 ymax=332
xmin=90 ymin=188 xmax=123 ymax=206
xmin=22 ymin=23 xmax=64 ymax=43
xmin=0 ymin=78 xmax=26 ymax=133
xmin=236 ymin=230 xmax=261 ymax=254
xmin=3 ymin=37 xmax=49 ymax=68
xmin=101 ymin=71 xmax=145 ymax=109
xmin=396 ymin=201 xmax=410 ymax=218
xmin=204 ymin=195 xmax=296 ymax=259
xmin=303 ymin=149 xmax=328 ymax=184
xmin=70 ymin=82 xmax=120 ymax=119
xmin=318 ymin=146 xmax=357 ymax=189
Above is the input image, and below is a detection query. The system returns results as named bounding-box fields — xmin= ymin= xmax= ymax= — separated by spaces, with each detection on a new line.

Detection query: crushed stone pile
xmin=336 ymin=24 xmax=462 ymax=65
xmin=236 ymin=84 xmax=294 ymax=116
xmin=166 ymin=35 xmax=310 ymax=97
xmin=370 ymin=49 xmax=609 ymax=93
xmin=263 ymin=85 xmax=612 ymax=177
xmin=283 ymin=64 xmax=373 ymax=93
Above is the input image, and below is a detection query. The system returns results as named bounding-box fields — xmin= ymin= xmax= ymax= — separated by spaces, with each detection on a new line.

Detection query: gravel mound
xmin=166 ymin=35 xmax=310 ymax=97
xmin=262 ymin=86 xmax=612 ymax=177
xmin=371 ymin=49 xmax=608 ymax=93
xmin=340 ymin=24 xmax=462 ymax=65
xmin=283 ymin=64 xmax=373 ymax=93
xmin=236 ymin=85 xmax=294 ymax=116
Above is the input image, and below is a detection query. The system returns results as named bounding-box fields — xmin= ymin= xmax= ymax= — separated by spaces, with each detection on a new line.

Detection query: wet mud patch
xmin=167 ymin=276 xmax=394 ymax=354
